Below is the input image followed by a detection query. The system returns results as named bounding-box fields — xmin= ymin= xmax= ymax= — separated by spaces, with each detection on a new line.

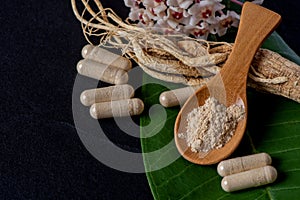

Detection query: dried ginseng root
xmin=71 ymin=0 xmax=300 ymax=104
xmin=138 ymin=62 xmax=210 ymax=86
xmin=131 ymin=40 xmax=213 ymax=77
xmin=169 ymin=45 xmax=300 ymax=104
xmin=248 ymin=49 xmax=300 ymax=103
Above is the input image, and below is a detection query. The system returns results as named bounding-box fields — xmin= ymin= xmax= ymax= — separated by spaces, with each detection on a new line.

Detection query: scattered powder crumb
xmin=179 ymin=97 xmax=245 ymax=153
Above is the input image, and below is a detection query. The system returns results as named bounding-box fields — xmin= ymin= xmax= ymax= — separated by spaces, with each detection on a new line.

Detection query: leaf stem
xmin=230 ymin=0 xmax=244 ymax=6
xmin=246 ymin=130 xmax=258 ymax=153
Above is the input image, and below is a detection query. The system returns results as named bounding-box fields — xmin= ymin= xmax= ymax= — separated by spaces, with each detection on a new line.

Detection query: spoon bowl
xmin=174 ymin=2 xmax=281 ymax=165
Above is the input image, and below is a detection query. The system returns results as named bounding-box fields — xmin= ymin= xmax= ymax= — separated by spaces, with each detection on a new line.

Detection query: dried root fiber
xmin=71 ymin=0 xmax=300 ymax=103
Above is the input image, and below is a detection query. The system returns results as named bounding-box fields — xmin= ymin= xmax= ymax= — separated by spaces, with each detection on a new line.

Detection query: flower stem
xmin=230 ymin=0 xmax=244 ymax=6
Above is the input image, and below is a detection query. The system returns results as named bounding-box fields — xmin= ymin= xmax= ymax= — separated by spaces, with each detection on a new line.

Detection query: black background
xmin=0 ymin=1 xmax=299 ymax=199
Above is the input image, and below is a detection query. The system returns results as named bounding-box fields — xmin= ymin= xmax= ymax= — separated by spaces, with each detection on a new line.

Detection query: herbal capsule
xmin=77 ymin=59 xmax=128 ymax=84
xmin=80 ymin=84 xmax=135 ymax=106
xmin=90 ymin=98 xmax=144 ymax=119
xmin=82 ymin=44 xmax=132 ymax=71
xmin=159 ymin=86 xmax=201 ymax=107
xmin=217 ymin=153 xmax=272 ymax=177
xmin=221 ymin=166 xmax=277 ymax=192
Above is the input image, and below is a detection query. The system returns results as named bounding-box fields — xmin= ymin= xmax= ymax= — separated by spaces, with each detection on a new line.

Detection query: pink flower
xmin=214 ymin=11 xmax=240 ymax=36
xmin=163 ymin=6 xmax=190 ymax=29
xmin=188 ymin=0 xmax=225 ymax=25
xmin=124 ymin=0 xmax=264 ymax=39
xmin=124 ymin=0 xmax=141 ymax=8
xmin=183 ymin=21 xmax=211 ymax=39
xmin=128 ymin=8 xmax=155 ymax=26
xmin=167 ymin=0 xmax=194 ymax=9
xmin=143 ymin=0 xmax=168 ymax=18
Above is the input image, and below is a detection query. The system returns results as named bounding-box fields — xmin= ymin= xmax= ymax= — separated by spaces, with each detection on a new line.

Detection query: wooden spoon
xmin=174 ymin=2 xmax=281 ymax=165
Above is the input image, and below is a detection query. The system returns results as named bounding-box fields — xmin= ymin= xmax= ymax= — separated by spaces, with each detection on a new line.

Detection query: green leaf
xmin=140 ymin=33 xmax=300 ymax=199
xmin=262 ymin=32 xmax=300 ymax=65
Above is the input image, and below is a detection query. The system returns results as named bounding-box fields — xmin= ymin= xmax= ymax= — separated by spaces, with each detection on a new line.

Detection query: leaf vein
xmin=144 ymin=91 xmax=165 ymax=101
xmin=265 ymin=120 xmax=300 ymax=127
xmin=285 ymin=168 xmax=300 ymax=173
xmin=177 ymin=176 xmax=219 ymax=200
xmin=257 ymin=191 xmax=268 ymax=200
xmin=271 ymin=186 xmax=300 ymax=192
xmin=270 ymin=147 xmax=300 ymax=155
xmin=155 ymin=163 xmax=194 ymax=188
xmin=263 ymin=135 xmax=300 ymax=143
xmin=216 ymin=194 xmax=230 ymax=200
xmin=149 ymin=146 xmax=177 ymax=170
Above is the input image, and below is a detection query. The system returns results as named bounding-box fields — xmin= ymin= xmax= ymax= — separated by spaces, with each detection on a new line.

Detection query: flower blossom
xmin=214 ymin=10 xmax=240 ymax=36
xmin=188 ymin=0 xmax=225 ymax=26
xmin=124 ymin=0 xmax=264 ymax=39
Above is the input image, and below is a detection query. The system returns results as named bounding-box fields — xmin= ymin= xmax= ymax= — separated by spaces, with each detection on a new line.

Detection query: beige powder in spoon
xmin=178 ymin=97 xmax=245 ymax=153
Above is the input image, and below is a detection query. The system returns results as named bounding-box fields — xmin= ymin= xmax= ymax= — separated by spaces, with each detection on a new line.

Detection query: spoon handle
xmin=220 ymin=2 xmax=281 ymax=91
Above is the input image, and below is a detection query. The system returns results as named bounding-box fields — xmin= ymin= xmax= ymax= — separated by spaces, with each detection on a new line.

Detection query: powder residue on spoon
xmin=178 ymin=97 xmax=245 ymax=153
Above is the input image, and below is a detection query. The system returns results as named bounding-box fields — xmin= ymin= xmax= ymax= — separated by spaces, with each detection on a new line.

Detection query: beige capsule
xmin=159 ymin=86 xmax=201 ymax=108
xmin=90 ymin=98 xmax=144 ymax=119
xmin=221 ymin=166 xmax=277 ymax=192
xmin=80 ymin=84 xmax=135 ymax=106
xmin=82 ymin=44 xmax=132 ymax=71
xmin=217 ymin=153 xmax=272 ymax=177
xmin=77 ymin=59 xmax=128 ymax=84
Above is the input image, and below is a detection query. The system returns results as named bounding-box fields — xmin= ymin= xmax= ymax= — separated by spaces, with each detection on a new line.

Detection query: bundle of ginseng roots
xmin=71 ymin=0 xmax=300 ymax=103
